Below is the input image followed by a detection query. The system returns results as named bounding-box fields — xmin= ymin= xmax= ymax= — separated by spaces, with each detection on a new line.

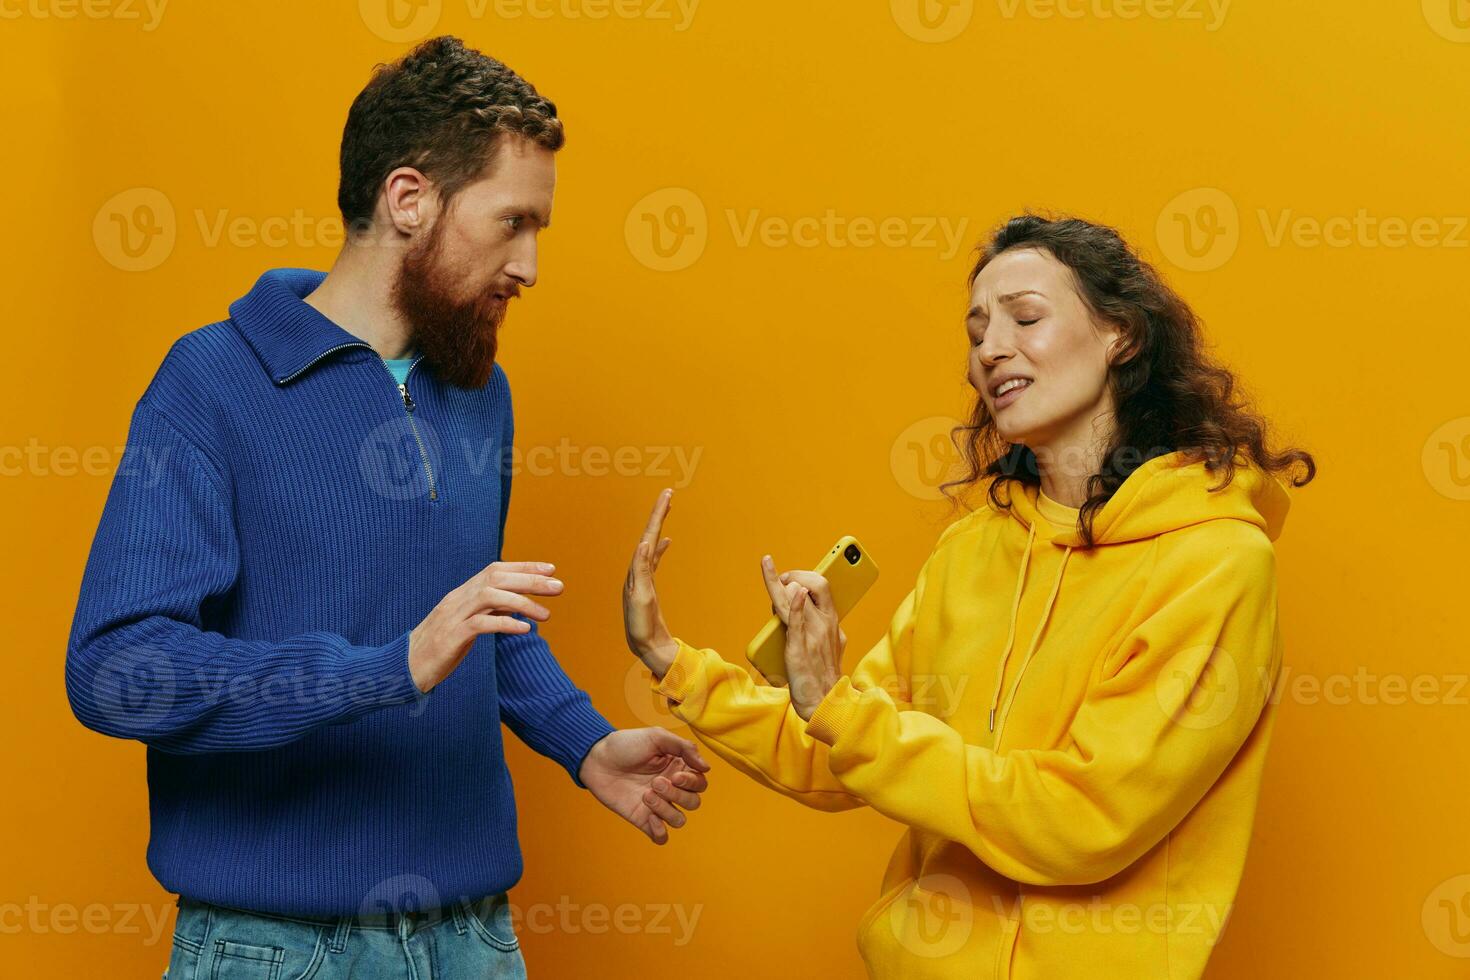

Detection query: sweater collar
xmin=229 ymin=268 xmax=372 ymax=385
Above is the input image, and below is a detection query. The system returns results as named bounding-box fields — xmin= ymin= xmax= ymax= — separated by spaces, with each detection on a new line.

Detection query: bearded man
xmin=66 ymin=36 xmax=708 ymax=979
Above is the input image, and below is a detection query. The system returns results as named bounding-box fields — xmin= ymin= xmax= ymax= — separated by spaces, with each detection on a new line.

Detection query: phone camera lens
xmin=844 ymin=544 xmax=861 ymax=565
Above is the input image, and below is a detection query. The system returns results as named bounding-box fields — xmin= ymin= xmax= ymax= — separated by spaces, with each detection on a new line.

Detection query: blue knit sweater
xmin=65 ymin=267 xmax=616 ymax=916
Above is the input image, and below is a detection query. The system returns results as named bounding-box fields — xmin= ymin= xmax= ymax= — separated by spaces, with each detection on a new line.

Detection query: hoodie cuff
xmin=805 ymin=676 xmax=863 ymax=746
xmin=651 ymin=638 xmax=704 ymax=708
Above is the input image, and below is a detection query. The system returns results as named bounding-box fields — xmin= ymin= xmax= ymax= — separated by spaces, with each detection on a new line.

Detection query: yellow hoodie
xmin=652 ymin=450 xmax=1291 ymax=979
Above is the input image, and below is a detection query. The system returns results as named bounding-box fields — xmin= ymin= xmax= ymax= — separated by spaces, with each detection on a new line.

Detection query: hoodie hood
xmin=980 ymin=450 xmax=1292 ymax=735
xmin=1000 ymin=450 xmax=1292 ymax=547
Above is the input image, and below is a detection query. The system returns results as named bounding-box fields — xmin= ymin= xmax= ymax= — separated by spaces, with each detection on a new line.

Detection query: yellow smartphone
xmin=746 ymin=535 xmax=880 ymax=683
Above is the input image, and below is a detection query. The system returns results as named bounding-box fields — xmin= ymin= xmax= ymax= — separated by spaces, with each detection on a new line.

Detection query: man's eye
xmin=504 ymin=216 xmax=523 ymax=232
xmin=971 ymin=335 xmax=985 ymax=348
xmin=1017 ymin=318 xmax=1039 ymax=326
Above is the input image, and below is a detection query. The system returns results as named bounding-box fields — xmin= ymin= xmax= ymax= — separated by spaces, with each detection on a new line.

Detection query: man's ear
xmin=382 ymin=167 xmax=432 ymax=235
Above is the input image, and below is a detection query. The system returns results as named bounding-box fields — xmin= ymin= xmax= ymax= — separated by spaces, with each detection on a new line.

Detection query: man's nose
xmin=503 ymin=243 xmax=538 ymax=289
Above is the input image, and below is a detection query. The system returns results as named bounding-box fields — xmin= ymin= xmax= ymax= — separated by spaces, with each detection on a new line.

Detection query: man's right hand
xmin=408 ymin=561 xmax=564 ymax=693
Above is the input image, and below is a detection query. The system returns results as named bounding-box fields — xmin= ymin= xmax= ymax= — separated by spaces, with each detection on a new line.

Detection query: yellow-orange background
xmin=5 ymin=0 xmax=1469 ymax=976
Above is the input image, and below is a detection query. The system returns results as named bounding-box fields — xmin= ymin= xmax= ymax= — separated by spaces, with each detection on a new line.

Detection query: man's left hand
xmin=579 ymin=728 xmax=711 ymax=844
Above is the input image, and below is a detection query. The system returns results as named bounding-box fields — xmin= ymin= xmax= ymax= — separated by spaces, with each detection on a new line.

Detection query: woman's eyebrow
xmin=967 ymin=289 xmax=1047 ymax=320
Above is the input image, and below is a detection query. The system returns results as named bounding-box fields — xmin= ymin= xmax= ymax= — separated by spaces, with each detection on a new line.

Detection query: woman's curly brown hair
xmin=944 ymin=213 xmax=1316 ymax=547
xmin=337 ymin=36 xmax=564 ymax=230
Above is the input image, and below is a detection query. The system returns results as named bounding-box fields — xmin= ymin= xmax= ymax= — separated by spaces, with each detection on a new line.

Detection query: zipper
xmin=379 ymin=356 xmax=438 ymax=502
xmin=276 ymin=342 xmax=439 ymax=502
xmin=276 ymin=342 xmax=373 ymax=385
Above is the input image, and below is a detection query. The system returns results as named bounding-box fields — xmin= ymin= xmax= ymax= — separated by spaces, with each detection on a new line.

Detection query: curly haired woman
xmin=622 ymin=214 xmax=1315 ymax=979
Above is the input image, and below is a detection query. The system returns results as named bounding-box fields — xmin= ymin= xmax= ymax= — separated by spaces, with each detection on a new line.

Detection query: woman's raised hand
xmin=623 ymin=489 xmax=678 ymax=678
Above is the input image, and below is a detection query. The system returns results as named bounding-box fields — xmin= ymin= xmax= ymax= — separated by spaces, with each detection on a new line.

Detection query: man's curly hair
xmin=337 ymin=36 xmax=564 ymax=229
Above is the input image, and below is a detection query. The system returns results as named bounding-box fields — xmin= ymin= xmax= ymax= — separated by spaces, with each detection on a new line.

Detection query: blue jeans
xmin=162 ymin=893 xmax=527 ymax=979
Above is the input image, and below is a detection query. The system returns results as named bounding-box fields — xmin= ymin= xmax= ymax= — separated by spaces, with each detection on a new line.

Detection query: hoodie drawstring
xmin=987 ymin=522 xmax=1035 ymax=732
xmin=987 ymin=522 xmax=1075 ymax=743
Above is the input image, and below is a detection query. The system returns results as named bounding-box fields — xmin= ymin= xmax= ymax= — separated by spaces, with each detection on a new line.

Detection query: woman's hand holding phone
xmin=622 ymin=487 xmax=847 ymax=714
xmin=759 ymin=557 xmax=847 ymax=719
xmin=623 ymin=489 xmax=678 ymax=679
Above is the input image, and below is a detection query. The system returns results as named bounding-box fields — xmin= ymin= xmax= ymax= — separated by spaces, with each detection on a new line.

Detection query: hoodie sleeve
xmin=65 ymin=399 xmax=426 ymax=754
xmin=653 ymin=525 xmax=961 ymax=811
xmin=801 ymin=532 xmax=1283 ymax=887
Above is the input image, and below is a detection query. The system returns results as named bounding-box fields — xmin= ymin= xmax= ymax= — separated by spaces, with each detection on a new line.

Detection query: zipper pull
xmin=398 ymin=383 xmax=415 ymax=412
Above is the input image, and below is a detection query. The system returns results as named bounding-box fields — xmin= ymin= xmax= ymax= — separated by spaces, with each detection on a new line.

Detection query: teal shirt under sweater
xmin=384 ymin=356 xmax=415 ymax=385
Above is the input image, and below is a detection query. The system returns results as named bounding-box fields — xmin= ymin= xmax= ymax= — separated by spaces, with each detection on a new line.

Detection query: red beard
xmin=391 ymin=219 xmax=511 ymax=390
